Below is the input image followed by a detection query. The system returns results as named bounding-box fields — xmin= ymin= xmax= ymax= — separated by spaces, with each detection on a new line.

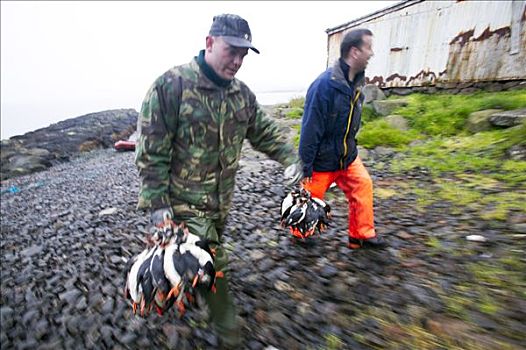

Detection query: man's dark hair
xmin=340 ymin=28 xmax=373 ymax=58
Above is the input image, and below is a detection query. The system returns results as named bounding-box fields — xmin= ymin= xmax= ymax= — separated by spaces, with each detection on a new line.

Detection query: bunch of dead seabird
xmin=280 ymin=188 xmax=331 ymax=239
xmin=123 ymin=218 xmax=223 ymax=317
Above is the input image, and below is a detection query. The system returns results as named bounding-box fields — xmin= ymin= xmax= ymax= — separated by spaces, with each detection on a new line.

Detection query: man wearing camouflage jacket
xmin=135 ymin=14 xmax=301 ymax=347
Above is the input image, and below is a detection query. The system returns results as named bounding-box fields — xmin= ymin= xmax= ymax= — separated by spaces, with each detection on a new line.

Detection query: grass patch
xmin=285 ymin=107 xmax=303 ymax=119
xmin=324 ymin=333 xmax=344 ymax=350
xmin=357 ymin=119 xmax=421 ymax=149
xmin=361 ymin=104 xmax=381 ymax=123
xmin=425 ymin=236 xmax=442 ymax=249
xmin=444 ymin=293 xmax=471 ymax=320
xmin=469 ymin=262 xmax=516 ymax=289
xmin=478 ymin=293 xmax=499 ymax=315
xmin=411 ymin=187 xmax=435 ymax=210
xmin=389 ymin=123 xmax=526 ymax=220
xmin=435 ymin=180 xmax=483 ymax=206
xmin=443 ymin=258 xmax=526 ymax=321
xmin=496 ymin=159 xmax=526 ymax=185
xmin=390 ymin=135 xmax=502 ymax=175
xmin=288 ymin=96 xmax=305 ymax=109
xmin=292 ymin=124 xmax=301 ymax=147
xmin=479 ymin=192 xmax=526 ymax=221
xmin=375 ymin=187 xmax=397 ymax=199
xmin=393 ymin=90 xmax=526 ymax=137
xmin=441 ymin=259 xmax=525 ymax=324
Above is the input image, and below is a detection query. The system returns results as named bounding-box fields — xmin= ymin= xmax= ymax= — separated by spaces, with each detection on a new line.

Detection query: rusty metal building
xmin=326 ymin=0 xmax=526 ymax=89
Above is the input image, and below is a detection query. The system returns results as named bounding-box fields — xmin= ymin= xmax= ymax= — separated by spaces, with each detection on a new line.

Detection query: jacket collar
xmin=190 ymin=54 xmax=241 ymax=94
xmin=330 ymin=60 xmax=365 ymax=95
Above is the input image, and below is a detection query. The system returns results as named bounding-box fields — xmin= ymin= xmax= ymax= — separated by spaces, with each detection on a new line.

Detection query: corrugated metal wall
xmin=327 ymin=0 xmax=526 ymax=87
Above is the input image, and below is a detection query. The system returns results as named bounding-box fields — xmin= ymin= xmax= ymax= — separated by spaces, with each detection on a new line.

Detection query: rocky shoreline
xmin=1 ymin=138 xmax=525 ymax=349
xmin=0 ymin=109 xmax=137 ymax=180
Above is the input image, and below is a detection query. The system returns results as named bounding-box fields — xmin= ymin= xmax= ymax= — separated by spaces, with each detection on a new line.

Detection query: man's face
xmin=351 ymin=35 xmax=374 ymax=71
xmin=205 ymin=36 xmax=248 ymax=80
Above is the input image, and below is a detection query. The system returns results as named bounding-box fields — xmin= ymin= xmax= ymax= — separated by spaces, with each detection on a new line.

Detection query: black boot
xmin=348 ymin=235 xmax=387 ymax=249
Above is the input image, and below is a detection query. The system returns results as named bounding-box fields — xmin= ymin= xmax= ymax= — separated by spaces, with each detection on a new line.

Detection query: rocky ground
xmin=1 ymin=142 xmax=525 ymax=349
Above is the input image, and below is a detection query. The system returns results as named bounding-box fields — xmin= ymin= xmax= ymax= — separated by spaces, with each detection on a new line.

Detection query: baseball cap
xmin=209 ymin=14 xmax=260 ymax=54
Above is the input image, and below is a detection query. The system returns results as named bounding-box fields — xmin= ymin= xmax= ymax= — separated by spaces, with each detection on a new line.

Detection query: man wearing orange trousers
xmin=298 ymin=28 xmax=386 ymax=249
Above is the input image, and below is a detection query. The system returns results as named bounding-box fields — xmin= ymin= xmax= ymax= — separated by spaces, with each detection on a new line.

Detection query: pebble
xmin=466 ymin=234 xmax=487 ymax=242
xmin=20 ymin=244 xmax=43 ymax=258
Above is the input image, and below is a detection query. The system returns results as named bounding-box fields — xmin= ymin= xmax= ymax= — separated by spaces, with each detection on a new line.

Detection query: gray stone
xmin=162 ymin=323 xmax=179 ymax=348
xmin=486 ymin=83 xmax=504 ymax=92
xmin=357 ymin=146 xmax=370 ymax=161
xmin=34 ymin=319 xmax=50 ymax=339
xmin=460 ymin=87 xmax=481 ymax=94
xmin=390 ymin=88 xmax=413 ymax=96
xmin=34 ymin=338 xmax=63 ymax=350
xmin=22 ymin=309 xmax=39 ymax=326
xmin=506 ymin=144 xmax=526 ymax=161
xmin=0 ymin=306 xmax=14 ymax=329
xmin=466 ymin=109 xmax=503 ymax=133
xmin=8 ymin=154 xmax=51 ymax=174
xmin=20 ymin=244 xmax=44 ymax=257
xmin=274 ymin=280 xmax=293 ymax=292
xmin=119 ymin=331 xmax=138 ymax=345
xmin=75 ymin=296 xmax=88 ymax=310
xmin=384 ymin=115 xmax=409 ymax=131
xmin=109 ymin=255 xmax=123 ymax=264
xmin=502 ymin=81 xmax=520 ymax=89
xmin=372 ymin=99 xmax=408 ymax=116
xmin=362 ymin=84 xmax=386 ymax=104
xmin=409 ymin=139 xmax=425 ymax=147
xmin=100 ymin=325 xmax=114 ymax=339
xmin=512 ymin=223 xmax=526 ymax=234
xmin=101 ymin=298 xmax=114 ymax=314
xmin=59 ymin=289 xmax=82 ymax=305
xmin=489 ymin=108 xmax=526 ymax=127
xmin=268 ymin=311 xmax=289 ymax=324
xmin=99 ymin=207 xmax=118 ymax=216
xmin=320 ymin=265 xmax=339 ymax=278
xmin=374 ymin=146 xmax=395 ymax=157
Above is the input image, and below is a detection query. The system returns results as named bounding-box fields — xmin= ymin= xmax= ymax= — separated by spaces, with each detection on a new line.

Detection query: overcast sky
xmin=1 ymin=1 xmax=397 ymax=139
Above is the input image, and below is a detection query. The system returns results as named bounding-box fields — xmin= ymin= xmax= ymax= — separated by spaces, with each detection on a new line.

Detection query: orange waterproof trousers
xmin=303 ymin=156 xmax=376 ymax=239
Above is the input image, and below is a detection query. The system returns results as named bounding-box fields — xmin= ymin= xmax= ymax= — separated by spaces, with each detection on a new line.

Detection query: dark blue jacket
xmin=299 ymin=60 xmax=365 ymax=177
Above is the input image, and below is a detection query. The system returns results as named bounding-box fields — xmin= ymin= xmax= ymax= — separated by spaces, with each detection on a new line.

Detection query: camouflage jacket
xmin=136 ymin=58 xmax=297 ymax=220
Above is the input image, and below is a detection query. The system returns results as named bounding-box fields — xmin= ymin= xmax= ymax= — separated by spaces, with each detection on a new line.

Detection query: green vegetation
xmin=285 ymin=96 xmax=305 ymax=119
xmin=358 ymin=119 xmax=421 ymax=148
xmin=381 ymin=90 xmax=526 ymax=220
xmin=440 ymin=256 xmax=525 ymax=343
xmin=361 ymin=104 xmax=381 ymax=123
xmin=389 ymin=121 xmax=526 ymax=219
xmin=288 ymin=96 xmax=305 ymax=109
xmin=393 ymin=90 xmax=526 ymax=137
xmin=425 ymin=236 xmax=442 ymax=249
xmin=345 ymin=305 xmax=516 ymax=350
xmin=358 ymin=90 xmax=525 ymax=147
xmin=285 ymin=107 xmax=304 ymax=119
xmin=324 ymin=333 xmax=344 ymax=350
xmin=292 ymin=124 xmax=301 ymax=148
xmin=289 ymin=90 xmax=526 ymax=220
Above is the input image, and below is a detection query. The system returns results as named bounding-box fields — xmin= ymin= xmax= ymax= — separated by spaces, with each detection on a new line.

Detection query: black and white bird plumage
xmin=124 ymin=220 xmax=223 ymax=318
xmin=280 ymin=189 xmax=332 ymax=239
xmin=124 ymin=246 xmax=156 ymax=315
